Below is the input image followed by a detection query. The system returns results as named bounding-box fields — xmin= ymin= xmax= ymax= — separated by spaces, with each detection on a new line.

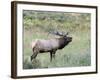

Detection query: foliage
xmin=23 ymin=10 xmax=91 ymax=69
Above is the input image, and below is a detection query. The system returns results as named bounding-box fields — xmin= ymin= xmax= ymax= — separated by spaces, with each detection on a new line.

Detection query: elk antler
xmin=65 ymin=32 xmax=69 ymax=36
xmin=49 ymin=30 xmax=68 ymax=36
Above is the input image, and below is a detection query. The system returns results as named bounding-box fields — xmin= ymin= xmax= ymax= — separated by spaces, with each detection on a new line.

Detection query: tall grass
xmin=23 ymin=10 xmax=91 ymax=69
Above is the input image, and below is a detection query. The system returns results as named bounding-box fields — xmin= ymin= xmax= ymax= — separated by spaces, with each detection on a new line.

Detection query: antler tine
xmin=49 ymin=30 xmax=68 ymax=36
xmin=66 ymin=32 xmax=69 ymax=35
xmin=58 ymin=31 xmax=65 ymax=36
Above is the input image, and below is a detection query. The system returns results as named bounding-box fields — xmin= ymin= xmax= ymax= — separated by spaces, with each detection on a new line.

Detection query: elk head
xmin=50 ymin=30 xmax=72 ymax=42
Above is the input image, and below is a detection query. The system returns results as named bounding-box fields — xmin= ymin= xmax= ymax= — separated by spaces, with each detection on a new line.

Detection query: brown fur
xmin=31 ymin=36 xmax=72 ymax=61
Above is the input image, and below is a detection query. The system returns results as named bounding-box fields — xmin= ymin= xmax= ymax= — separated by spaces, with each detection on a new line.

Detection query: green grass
xmin=23 ymin=11 xmax=91 ymax=69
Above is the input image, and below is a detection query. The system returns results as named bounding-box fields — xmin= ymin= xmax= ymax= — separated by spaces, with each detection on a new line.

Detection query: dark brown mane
xmin=58 ymin=36 xmax=72 ymax=49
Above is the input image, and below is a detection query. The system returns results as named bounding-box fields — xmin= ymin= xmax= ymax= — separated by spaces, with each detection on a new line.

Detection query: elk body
xmin=31 ymin=31 xmax=72 ymax=61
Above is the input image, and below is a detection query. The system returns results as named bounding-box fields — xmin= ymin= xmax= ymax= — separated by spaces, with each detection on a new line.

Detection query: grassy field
xmin=23 ymin=10 xmax=91 ymax=69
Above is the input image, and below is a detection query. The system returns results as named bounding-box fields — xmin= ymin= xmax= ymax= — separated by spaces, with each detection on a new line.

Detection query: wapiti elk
xmin=31 ymin=31 xmax=72 ymax=61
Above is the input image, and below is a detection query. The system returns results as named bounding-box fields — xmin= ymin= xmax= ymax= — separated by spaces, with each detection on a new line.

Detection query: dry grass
xmin=23 ymin=11 xmax=91 ymax=69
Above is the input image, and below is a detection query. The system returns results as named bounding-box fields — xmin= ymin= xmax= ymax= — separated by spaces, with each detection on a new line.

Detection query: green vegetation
xmin=23 ymin=10 xmax=91 ymax=69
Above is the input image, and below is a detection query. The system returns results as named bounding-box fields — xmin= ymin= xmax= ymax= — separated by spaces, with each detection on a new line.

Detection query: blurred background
xmin=23 ymin=10 xmax=91 ymax=69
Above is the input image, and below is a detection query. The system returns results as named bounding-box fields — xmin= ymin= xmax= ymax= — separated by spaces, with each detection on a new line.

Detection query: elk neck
xmin=58 ymin=37 xmax=69 ymax=49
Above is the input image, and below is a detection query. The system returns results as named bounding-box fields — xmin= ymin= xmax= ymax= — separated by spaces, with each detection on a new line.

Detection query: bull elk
xmin=31 ymin=31 xmax=72 ymax=61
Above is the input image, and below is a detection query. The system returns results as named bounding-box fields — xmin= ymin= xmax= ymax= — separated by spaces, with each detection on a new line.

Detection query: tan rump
xmin=31 ymin=39 xmax=38 ymax=48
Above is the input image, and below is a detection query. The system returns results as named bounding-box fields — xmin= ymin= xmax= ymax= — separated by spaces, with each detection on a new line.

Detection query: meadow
xmin=23 ymin=10 xmax=91 ymax=69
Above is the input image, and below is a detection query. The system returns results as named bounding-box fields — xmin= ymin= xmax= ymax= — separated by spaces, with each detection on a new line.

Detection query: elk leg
xmin=31 ymin=49 xmax=38 ymax=61
xmin=50 ymin=50 xmax=56 ymax=61
xmin=52 ymin=50 xmax=56 ymax=59
xmin=31 ymin=52 xmax=38 ymax=61
xmin=50 ymin=51 xmax=53 ymax=62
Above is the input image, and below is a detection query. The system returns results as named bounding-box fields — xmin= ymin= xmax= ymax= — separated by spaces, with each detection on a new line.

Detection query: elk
xmin=31 ymin=31 xmax=72 ymax=61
